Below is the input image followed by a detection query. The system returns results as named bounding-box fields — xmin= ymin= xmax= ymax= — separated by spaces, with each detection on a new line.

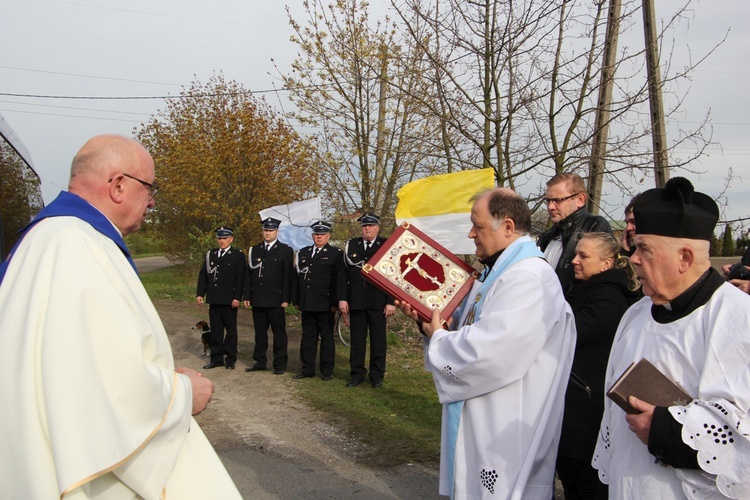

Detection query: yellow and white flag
xmin=395 ymin=169 xmax=495 ymax=254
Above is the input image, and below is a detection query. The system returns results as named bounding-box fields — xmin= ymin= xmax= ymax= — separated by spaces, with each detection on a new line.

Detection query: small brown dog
xmin=191 ymin=320 xmax=211 ymax=356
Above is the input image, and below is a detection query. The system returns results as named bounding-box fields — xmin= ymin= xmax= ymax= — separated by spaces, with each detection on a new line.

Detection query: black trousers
xmin=299 ymin=311 xmax=335 ymax=376
xmin=349 ymin=308 xmax=386 ymax=383
xmin=208 ymin=304 xmax=238 ymax=366
xmin=556 ymin=455 xmax=608 ymax=500
xmin=251 ymin=306 xmax=288 ymax=370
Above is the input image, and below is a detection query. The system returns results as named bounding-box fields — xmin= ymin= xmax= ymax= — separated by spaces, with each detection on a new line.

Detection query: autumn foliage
xmin=136 ymin=75 xmax=318 ymax=264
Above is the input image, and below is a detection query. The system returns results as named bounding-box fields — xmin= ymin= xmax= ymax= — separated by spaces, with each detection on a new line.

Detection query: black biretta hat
xmin=633 ymin=177 xmax=718 ymax=241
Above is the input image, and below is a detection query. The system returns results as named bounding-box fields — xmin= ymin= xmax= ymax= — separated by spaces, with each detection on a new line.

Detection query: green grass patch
xmin=140 ymin=263 xmax=197 ymax=301
xmin=297 ymin=335 xmax=442 ymax=466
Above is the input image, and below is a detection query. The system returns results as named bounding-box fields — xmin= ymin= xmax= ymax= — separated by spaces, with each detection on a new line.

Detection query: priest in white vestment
xmin=593 ymin=177 xmax=750 ymax=499
xmin=0 ymin=135 xmax=241 ymax=499
xmin=398 ymin=188 xmax=576 ymax=500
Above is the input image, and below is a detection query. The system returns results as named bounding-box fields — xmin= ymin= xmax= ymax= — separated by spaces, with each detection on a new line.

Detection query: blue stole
xmin=444 ymin=236 xmax=543 ymax=498
xmin=0 ymin=191 xmax=137 ymax=286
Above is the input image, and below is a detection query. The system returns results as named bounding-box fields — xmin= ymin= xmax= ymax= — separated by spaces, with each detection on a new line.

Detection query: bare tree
xmin=392 ymin=0 xmax=718 ymax=217
xmin=278 ymin=0 xmax=469 ymax=228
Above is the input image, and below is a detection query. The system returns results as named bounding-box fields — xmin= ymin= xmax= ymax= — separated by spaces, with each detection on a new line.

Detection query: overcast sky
xmin=2 ymin=0 xmax=749 ymax=228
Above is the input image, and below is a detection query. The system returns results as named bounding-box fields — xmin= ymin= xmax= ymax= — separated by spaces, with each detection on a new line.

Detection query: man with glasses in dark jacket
xmin=537 ymin=172 xmax=612 ymax=294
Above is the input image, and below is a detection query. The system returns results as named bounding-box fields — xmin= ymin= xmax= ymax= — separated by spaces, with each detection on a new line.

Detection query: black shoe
xmin=202 ymin=362 xmax=223 ymax=369
xmin=371 ymin=380 xmax=383 ymax=388
xmin=244 ymin=365 xmax=266 ymax=372
xmin=322 ymin=374 xmax=333 ymax=381
xmin=226 ymin=365 xmax=235 ymax=370
xmin=273 ymin=369 xmax=285 ymax=375
xmin=293 ymin=373 xmax=314 ymax=379
xmin=346 ymin=379 xmax=363 ymax=388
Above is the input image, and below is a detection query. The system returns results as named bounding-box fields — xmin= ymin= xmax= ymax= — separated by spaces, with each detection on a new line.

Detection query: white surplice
xmin=0 ymin=216 xmax=240 ymax=499
xmin=593 ymin=284 xmax=750 ymax=499
xmin=424 ymin=237 xmax=576 ymax=499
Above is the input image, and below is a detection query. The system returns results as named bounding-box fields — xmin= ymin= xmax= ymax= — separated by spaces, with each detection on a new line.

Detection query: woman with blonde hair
xmin=556 ymin=232 xmax=641 ymax=499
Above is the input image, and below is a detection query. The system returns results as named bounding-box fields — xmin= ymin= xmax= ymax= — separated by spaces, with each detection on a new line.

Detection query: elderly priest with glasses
xmin=593 ymin=177 xmax=750 ymax=499
xmin=0 ymin=135 xmax=240 ymax=499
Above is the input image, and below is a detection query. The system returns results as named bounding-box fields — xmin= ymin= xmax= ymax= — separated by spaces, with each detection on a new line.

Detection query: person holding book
xmin=592 ymin=177 xmax=750 ymax=499
xmin=556 ymin=232 xmax=641 ymax=499
xmin=396 ymin=188 xmax=576 ymax=499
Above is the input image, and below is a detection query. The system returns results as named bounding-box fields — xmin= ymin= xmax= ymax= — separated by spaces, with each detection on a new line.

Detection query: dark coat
xmin=244 ymin=241 xmax=294 ymax=307
xmin=557 ymin=267 xmax=640 ymax=461
xmin=537 ymin=207 xmax=612 ymax=293
xmin=196 ymin=246 xmax=246 ymax=305
xmin=341 ymin=236 xmax=394 ymax=311
xmin=293 ymin=243 xmax=346 ymax=312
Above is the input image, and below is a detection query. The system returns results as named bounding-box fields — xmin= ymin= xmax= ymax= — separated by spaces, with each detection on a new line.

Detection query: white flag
xmin=259 ymin=197 xmax=321 ymax=250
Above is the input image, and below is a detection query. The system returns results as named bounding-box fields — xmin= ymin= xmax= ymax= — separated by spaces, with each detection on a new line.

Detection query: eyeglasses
xmin=544 ymin=193 xmax=581 ymax=205
xmin=109 ymin=173 xmax=159 ymax=199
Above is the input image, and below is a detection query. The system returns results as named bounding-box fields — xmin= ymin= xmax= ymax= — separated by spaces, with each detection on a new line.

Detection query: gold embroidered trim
xmin=61 ymin=371 xmax=182 ymax=498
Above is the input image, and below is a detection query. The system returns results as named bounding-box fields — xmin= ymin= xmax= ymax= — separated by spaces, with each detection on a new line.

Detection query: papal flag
xmin=259 ymin=197 xmax=321 ymax=251
xmin=395 ymin=169 xmax=495 ymax=254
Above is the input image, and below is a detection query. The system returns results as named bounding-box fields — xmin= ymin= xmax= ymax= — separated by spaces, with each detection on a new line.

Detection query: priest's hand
xmin=394 ymin=301 xmax=449 ymax=338
xmin=625 ymin=396 xmax=655 ymax=445
xmin=177 ymin=367 xmax=216 ymax=415
xmin=729 ymin=278 xmax=750 ymax=294
xmin=231 ymin=299 xmax=240 ymax=308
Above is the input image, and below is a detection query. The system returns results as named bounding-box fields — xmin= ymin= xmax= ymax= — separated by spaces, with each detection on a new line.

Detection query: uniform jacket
xmin=196 ymin=246 xmax=246 ymax=305
xmin=341 ymin=236 xmax=394 ymax=310
xmin=244 ymin=241 xmax=294 ymax=307
xmin=293 ymin=243 xmax=346 ymax=312
xmin=537 ymin=207 xmax=612 ymax=293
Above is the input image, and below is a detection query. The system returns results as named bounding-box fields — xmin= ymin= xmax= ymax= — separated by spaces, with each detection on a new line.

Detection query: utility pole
xmin=587 ymin=0 xmax=622 ymax=215
xmin=642 ymin=0 xmax=670 ymax=187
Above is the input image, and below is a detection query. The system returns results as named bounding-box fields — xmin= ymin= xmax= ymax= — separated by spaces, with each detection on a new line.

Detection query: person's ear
xmin=108 ymin=174 xmax=126 ymax=204
xmin=503 ymin=218 xmax=515 ymax=236
xmin=678 ymin=246 xmax=694 ymax=273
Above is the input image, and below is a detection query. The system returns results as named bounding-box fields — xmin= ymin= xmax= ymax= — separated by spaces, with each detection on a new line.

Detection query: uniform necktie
xmin=365 ymin=241 xmax=371 ymax=252
xmin=219 ymin=249 xmax=225 ymax=258
xmin=312 ymin=248 xmax=318 ymax=258
xmin=265 ymin=244 xmax=270 ymax=252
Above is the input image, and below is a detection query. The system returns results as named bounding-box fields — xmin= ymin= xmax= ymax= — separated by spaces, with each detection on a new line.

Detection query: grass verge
xmin=141 ymin=262 xmax=442 ymax=466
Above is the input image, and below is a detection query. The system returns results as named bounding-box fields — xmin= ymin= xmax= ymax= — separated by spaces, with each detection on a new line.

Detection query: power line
xmin=0 ymin=99 xmax=151 ymax=116
xmin=0 ymin=89 xmax=285 ymax=100
xmin=0 ymin=108 xmax=143 ymax=124
xmin=0 ymin=65 xmax=182 ymax=87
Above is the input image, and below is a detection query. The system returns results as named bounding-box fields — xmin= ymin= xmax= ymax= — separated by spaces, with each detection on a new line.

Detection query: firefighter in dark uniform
xmin=339 ymin=213 xmax=395 ymax=388
xmin=196 ymin=226 xmax=246 ymax=370
xmin=292 ymin=220 xmax=346 ymax=381
xmin=244 ymin=217 xmax=294 ymax=375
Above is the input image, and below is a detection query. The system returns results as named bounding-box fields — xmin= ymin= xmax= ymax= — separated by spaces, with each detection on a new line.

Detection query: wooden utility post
xmin=587 ymin=0 xmax=622 ymax=215
xmin=642 ymin=0 xmax=670 ymax=187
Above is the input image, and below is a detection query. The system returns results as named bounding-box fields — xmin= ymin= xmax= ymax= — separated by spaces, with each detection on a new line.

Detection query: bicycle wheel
xmin=336 ymin=311 xmax=350 ymax=346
